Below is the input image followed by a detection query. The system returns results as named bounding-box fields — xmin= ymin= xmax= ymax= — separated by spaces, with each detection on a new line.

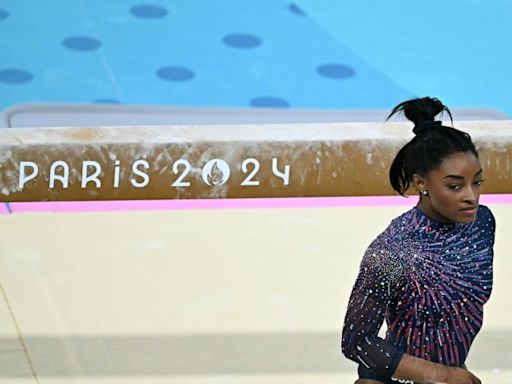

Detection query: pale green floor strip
xmin=0 ymin=282 xmax=38 ymax=382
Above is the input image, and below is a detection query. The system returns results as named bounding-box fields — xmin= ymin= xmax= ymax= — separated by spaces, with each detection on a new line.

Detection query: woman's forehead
xmin=435 ymin=152 xmax=482 ymax=176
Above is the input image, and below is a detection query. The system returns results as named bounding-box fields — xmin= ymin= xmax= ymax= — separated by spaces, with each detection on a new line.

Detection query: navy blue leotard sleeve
xmin=341 ymin=236 xmax=405 ymax=377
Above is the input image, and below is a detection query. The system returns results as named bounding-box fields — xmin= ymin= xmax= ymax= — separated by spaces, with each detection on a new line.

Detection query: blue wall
xmin=0 ymin=1 xmax=509 ymax=114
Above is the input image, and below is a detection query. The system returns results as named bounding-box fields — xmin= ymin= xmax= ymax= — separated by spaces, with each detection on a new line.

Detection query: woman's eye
xmin=475 ymin=179 xmax=485 ymax=186
xmin=449 ymin=185 xmax=461 ymax=191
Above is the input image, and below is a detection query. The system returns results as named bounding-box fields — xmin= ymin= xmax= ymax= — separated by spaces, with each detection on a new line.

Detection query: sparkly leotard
xmin=341 ymin=205 xmax=495 ymax=383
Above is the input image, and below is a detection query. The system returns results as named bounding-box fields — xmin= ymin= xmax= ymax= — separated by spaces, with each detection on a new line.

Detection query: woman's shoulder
xmin=362 ymin=224 xmax=407 ymax=282
xmin=364 ymin=209 xmax=416 ymax=257
xmin=477 ymin=204 xmax=495 ymax=221
xmin=383 ymin=207 xmax=418 ymax=236
xmin=363 ymin=207 xmax=425 ymax=260
xmin=475 ymin=205 xmax=496 ymax=237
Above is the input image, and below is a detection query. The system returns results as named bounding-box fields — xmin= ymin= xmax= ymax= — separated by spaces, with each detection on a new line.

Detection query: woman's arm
xmin=342 ymin=237 xmax=481 ymax=384
xmin=392 ymin=354 xmax=481 ymax=384
xmin=341 ymin=238 xmax=406 ymax=376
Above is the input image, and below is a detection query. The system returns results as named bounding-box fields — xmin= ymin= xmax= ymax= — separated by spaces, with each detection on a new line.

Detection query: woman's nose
xmin=464 ymin=185 xmax=478 ymax=203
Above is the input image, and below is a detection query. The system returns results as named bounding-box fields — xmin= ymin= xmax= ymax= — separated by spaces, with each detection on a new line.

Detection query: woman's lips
xmin=461 ymin=207 xmax=477 ymax=215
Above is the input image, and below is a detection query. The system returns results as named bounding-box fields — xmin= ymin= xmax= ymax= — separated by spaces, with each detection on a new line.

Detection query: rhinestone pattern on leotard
xmin=341 ymin=205 xmax=495 ymax=378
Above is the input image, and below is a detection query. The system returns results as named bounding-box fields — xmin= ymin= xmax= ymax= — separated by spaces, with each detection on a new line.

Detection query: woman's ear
xmin=412 ymin=174 xmax=427 ymax=193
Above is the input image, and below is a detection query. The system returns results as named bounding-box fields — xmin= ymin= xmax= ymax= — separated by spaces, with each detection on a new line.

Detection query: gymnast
xmin=341 ymin=97 xmax=495 ymax=384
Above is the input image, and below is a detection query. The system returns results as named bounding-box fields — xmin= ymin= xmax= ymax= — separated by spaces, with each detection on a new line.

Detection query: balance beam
xmin=1 ymin=121 xmax=511 ymax=202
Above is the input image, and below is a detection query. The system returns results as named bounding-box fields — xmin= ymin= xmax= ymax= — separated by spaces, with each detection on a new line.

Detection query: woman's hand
xmin=393 ymin=354 xmax=482 ymax=384
xmin=435 ymin=366 xmax=481 ymax=384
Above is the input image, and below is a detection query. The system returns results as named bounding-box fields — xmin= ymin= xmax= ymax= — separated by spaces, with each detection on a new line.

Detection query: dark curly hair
xmin=388 ymin=97 xmax=478 ymax=196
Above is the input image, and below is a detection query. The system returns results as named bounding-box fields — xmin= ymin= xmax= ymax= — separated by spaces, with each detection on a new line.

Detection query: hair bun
xmin=413 ymin=120 xmax=443 ymax=135
xmin=386 ymin=97 xmax=453 ymax=135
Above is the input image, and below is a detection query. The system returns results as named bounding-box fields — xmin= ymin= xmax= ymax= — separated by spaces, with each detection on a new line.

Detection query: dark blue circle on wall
xmin=0 ymin=69 xmax=34 ymax=84
xmin=0 ymin=8 xmax=8 ymax=21
xmin=156 ymin=66 xmax=195 ymax=81
xmin=223 ymin=34 xmax=262 ymax=49
xmin=250 ymin=96 xmax=290 ymax=108
xmin=130 ymin=4 xmax=168 ymax=19
xmin=317 ymin=63 xmax=355 ymax=79
xmin=288 ymin=3 xmax=307 ymax=16
xmin=62 ymin=36 xmax=102 ymax=52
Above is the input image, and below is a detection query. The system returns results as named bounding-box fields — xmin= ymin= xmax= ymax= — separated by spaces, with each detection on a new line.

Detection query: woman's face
xmin=413 ymin=152 xmax=483 ymax=223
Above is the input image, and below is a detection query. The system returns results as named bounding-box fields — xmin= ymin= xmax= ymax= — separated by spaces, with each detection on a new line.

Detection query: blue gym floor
xmin=0 ymin=1 xmax=510 ymax=115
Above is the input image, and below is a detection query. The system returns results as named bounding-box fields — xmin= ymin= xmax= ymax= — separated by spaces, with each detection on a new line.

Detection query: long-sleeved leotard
xmin=341 ymin=205 xmax=495 ymax=382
